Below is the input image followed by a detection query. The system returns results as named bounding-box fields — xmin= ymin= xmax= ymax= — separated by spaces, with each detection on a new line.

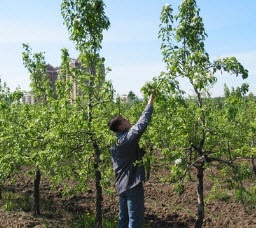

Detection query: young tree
xmin=141 ymin=1 xmax=250 ymax=227
xmin=22 ymin=44 xmax=57 ymax=215
xmin=0 ymin=81 xmax=23 ymax=200
xmin=61 ymin=1 xmax=114 ymax=226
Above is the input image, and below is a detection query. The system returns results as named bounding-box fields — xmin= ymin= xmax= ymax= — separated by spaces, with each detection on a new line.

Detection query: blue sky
xmin=0 ymin=0 xmax=255 ymax=97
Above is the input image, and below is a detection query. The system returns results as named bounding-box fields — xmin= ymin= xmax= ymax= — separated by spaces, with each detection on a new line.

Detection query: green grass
xmin=2 ymin=191 xmax=32 ymax=212
xmin=68 ymin=213 xmax=118 ymax=228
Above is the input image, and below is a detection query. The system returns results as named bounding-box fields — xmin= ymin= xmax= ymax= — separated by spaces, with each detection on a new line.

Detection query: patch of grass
xmin=4 ymin=200 xmax=16 ymax=211
xmin=205 ymin=183 xmax=230 ymax=204
xmin=3 ymin=192 xmax=16 ymax=211
xmin=68 ymin=212 xmax=118 ymax=228
xmin=2 ymin=191 xmax=32 ymax=212
xmin=172 ymin=183 xmax=185 ymax=195
xmin=234 ymin=186 xmax=256 ymax=214
xmin=206 ymin=191 xmax=230 ymax=203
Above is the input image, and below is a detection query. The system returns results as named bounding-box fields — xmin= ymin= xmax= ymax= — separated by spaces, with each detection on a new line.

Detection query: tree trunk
xmin=194 ymin=165 xmax=204 ymax=228
xmin=93 ymin=142 xmax=103 ymax=228
xmin=145 ymin=145 xmax=153 ymax=181
xmin=250 ymin=155 xmax=256 ymax=177
xmin=33 ymin=167 xmax=41 ymax=216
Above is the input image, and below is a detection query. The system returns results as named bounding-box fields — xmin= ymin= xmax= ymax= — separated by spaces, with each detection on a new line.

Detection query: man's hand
xmin=147 ymin=94 xmax=155 ymax=106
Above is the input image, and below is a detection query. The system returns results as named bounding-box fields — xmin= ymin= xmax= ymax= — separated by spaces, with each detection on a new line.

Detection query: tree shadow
xmin=144 ymin=213 xmax=192 ymax=228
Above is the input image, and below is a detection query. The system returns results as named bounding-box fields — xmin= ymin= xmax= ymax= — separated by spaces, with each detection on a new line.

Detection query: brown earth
xmin=0 ymin=165 xmax=256 ymax=228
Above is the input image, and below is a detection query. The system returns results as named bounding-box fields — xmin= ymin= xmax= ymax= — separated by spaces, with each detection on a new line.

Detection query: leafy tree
xmin=61 ymin=1 xmax=113 ymax=226
xmin=22 ymin=44 xmax=57 ymax=215
xmin=127 ymin=90 xmax=139 ymax=102
xmin=141 ymin=1 xmax=250 ymax=227
xmin=22 ymin=44 xmax=55 ymax=103
xmin=0 ymin=81 xmax=23 ymax=200
xmin=3 ymin=0 xmax=115 ymax=223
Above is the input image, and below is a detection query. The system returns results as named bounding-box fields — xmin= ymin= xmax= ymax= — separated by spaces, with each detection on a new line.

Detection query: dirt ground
xmin=1 ymin=165 xmax=256 ymax=228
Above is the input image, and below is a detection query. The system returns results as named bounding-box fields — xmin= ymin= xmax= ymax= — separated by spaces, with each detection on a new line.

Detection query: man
xmin=108 ymin=94 xmax=154 ymax=228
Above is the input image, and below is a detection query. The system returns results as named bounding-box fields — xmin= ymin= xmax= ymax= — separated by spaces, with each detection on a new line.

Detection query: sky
xmin=0 ymin=0 xmax=255 ymax=97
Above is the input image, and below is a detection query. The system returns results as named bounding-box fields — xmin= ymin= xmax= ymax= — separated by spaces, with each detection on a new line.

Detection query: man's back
xmin=111 ymin=104 xmax=154 ymax=194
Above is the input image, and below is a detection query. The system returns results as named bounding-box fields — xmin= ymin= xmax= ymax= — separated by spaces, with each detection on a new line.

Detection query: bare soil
xmin=0 ymin=165 xmax=256 ymax=228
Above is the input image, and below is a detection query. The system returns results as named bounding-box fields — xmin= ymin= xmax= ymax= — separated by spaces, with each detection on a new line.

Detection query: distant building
xmin=22 ymin=58 xmax=105 ymax=103
xmin=22 ymin=91 xmax=35 ymax=104
xmin=68 ymin=58 xmax=81 ymax=101
xmin=64 ymin=58 xmax=105 ymax=101
xmin=70 ymin=58 xmax=80 ymax=68
xmin=117 ymin=92 xmax=141 ymax=103
xmin=47 ymin=64 xmax=58 ymax=88
xmin=119 ymin=94 xmax=129 ymax=103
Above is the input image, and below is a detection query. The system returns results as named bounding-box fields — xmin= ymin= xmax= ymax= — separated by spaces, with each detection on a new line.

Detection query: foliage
xmin=1 ymin=1 xmax=255 ymax=227
xmin=61 ymin=0 xmax=110 ymax=52
xmin=68 ymin=213 xmax=118 ymax=228
xmin=0 ymin=82 xmax=24 ymax=181
xmin=139 ymin=0 xmax=253 ymax=227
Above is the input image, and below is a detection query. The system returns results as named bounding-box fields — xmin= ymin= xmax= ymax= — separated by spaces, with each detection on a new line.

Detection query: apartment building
xmin=22 ymin=58 xmax=105 ymax=103
xmin=21 ymin=91 xmax=35 ymax=104
xmin=47 ymin=64 xmax=58 ymax=88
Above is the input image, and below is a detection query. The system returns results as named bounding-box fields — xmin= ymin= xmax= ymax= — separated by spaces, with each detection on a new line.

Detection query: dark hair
xmin=108 ymin=115 xmax=123 ymax=132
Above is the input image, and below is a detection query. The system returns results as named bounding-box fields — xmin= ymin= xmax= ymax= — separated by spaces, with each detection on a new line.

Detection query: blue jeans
xmin=118 ymin=182 xmax=145 ymax=228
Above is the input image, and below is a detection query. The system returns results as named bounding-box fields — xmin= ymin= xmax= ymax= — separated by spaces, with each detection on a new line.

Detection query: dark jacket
xmin=110 ymin=104 xmax=154 ymax=194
